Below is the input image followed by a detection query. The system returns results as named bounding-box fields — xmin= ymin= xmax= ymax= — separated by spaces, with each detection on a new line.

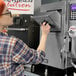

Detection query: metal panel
xmin=68 ymin=0 xmax=76 ymax=68
xmin=31 ymin=11 xmax=61 ymax=32
xmin=43 ymin=33 xmax=63 ymax=68
xmin=24 ymin=71 xmax=40 ymax=76
xmin=41 ymin=0 xmax=62 ymax=4
xmin=39 ymin=1 xmax=68 ymax=69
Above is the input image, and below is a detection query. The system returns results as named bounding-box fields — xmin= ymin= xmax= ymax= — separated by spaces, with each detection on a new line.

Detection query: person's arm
xmin=37 ymin=22 xmax=51 ymax=51
xmin=12 ymin=22 xmax=50 ymax=64
xmin=12 ymin=38 xmax=46 ymax=64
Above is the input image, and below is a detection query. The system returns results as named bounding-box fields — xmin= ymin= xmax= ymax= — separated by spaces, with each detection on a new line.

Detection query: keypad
xmin=70 ymin=11 xmax=76 ymax=20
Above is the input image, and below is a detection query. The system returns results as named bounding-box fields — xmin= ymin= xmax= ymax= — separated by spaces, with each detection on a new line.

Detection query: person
xmin=0 ymin=0 xmax=51 ymax=76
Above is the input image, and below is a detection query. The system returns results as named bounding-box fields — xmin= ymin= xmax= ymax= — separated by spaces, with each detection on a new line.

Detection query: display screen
xmin=71 ymin=4 xmax=76 ymax=10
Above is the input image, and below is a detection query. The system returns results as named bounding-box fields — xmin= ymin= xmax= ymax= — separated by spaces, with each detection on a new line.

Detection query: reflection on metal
xmin=7 ymin=28 xmax=28 ymax=31
xmin=71 ymin=60 xmax=76 ymax=68
xmin=24 ymin=71 xmax=40 ymax=76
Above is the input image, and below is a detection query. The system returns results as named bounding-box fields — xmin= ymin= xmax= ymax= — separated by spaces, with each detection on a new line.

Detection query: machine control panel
xmin=70 ymin=4 xmax=76 ymax=20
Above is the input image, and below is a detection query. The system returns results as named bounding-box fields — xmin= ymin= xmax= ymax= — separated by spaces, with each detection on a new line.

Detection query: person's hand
xmin=41 ymin=22 xmax=51 ymax=36
xmin=37 ymin=22 xmax=51 ymax=51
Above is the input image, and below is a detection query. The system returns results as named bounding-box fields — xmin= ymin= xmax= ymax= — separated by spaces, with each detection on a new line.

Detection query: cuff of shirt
xmin=40 ymin=51 xmax=46 ymax=57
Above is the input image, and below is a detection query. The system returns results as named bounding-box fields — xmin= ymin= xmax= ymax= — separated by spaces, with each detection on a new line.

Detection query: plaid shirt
xmin=0 ymin=32 xmax=45 ymax=76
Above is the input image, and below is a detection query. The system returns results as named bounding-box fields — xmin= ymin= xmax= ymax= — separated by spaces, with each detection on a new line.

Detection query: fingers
xmin=41 ymin=22 xmax=49 ymax=26
xmin=46 ymin=23 xmax=50 ymax=26
xmin=41 ymin=22 xmax=51 ymax=29
xmin=46 ymin=24 xmax=51 ymax=32
xmin=41 ymin=22 xmax=46 ymax=26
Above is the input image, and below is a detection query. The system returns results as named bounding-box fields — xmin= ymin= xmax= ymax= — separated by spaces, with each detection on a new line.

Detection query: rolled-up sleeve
xmin=12 ymin=38 xmax=45 ymax=64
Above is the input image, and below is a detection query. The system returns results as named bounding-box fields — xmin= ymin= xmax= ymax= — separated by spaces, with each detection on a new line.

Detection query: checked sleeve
xmin=12 ymin=38 xmax=45 ymax=64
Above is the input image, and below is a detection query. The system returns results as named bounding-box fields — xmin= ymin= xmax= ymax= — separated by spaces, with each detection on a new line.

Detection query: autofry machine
xmin=32 ymin=0 xmax=76 ymax=69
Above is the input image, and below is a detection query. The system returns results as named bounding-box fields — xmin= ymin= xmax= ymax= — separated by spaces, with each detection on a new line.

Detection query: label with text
xmin=4 ymin=0 xmax=34 ymax=14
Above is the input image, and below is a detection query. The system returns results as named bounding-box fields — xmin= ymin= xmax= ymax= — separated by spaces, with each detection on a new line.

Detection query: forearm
xmin=37 ymin=34 xmax=47 ymax=51
xmin=37 ymin=22 xmax=50 ymax=51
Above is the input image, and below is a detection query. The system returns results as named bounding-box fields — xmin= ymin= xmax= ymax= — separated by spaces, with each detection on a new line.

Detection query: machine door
xmin=32 ymin=11 xmax=61 ymax=32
